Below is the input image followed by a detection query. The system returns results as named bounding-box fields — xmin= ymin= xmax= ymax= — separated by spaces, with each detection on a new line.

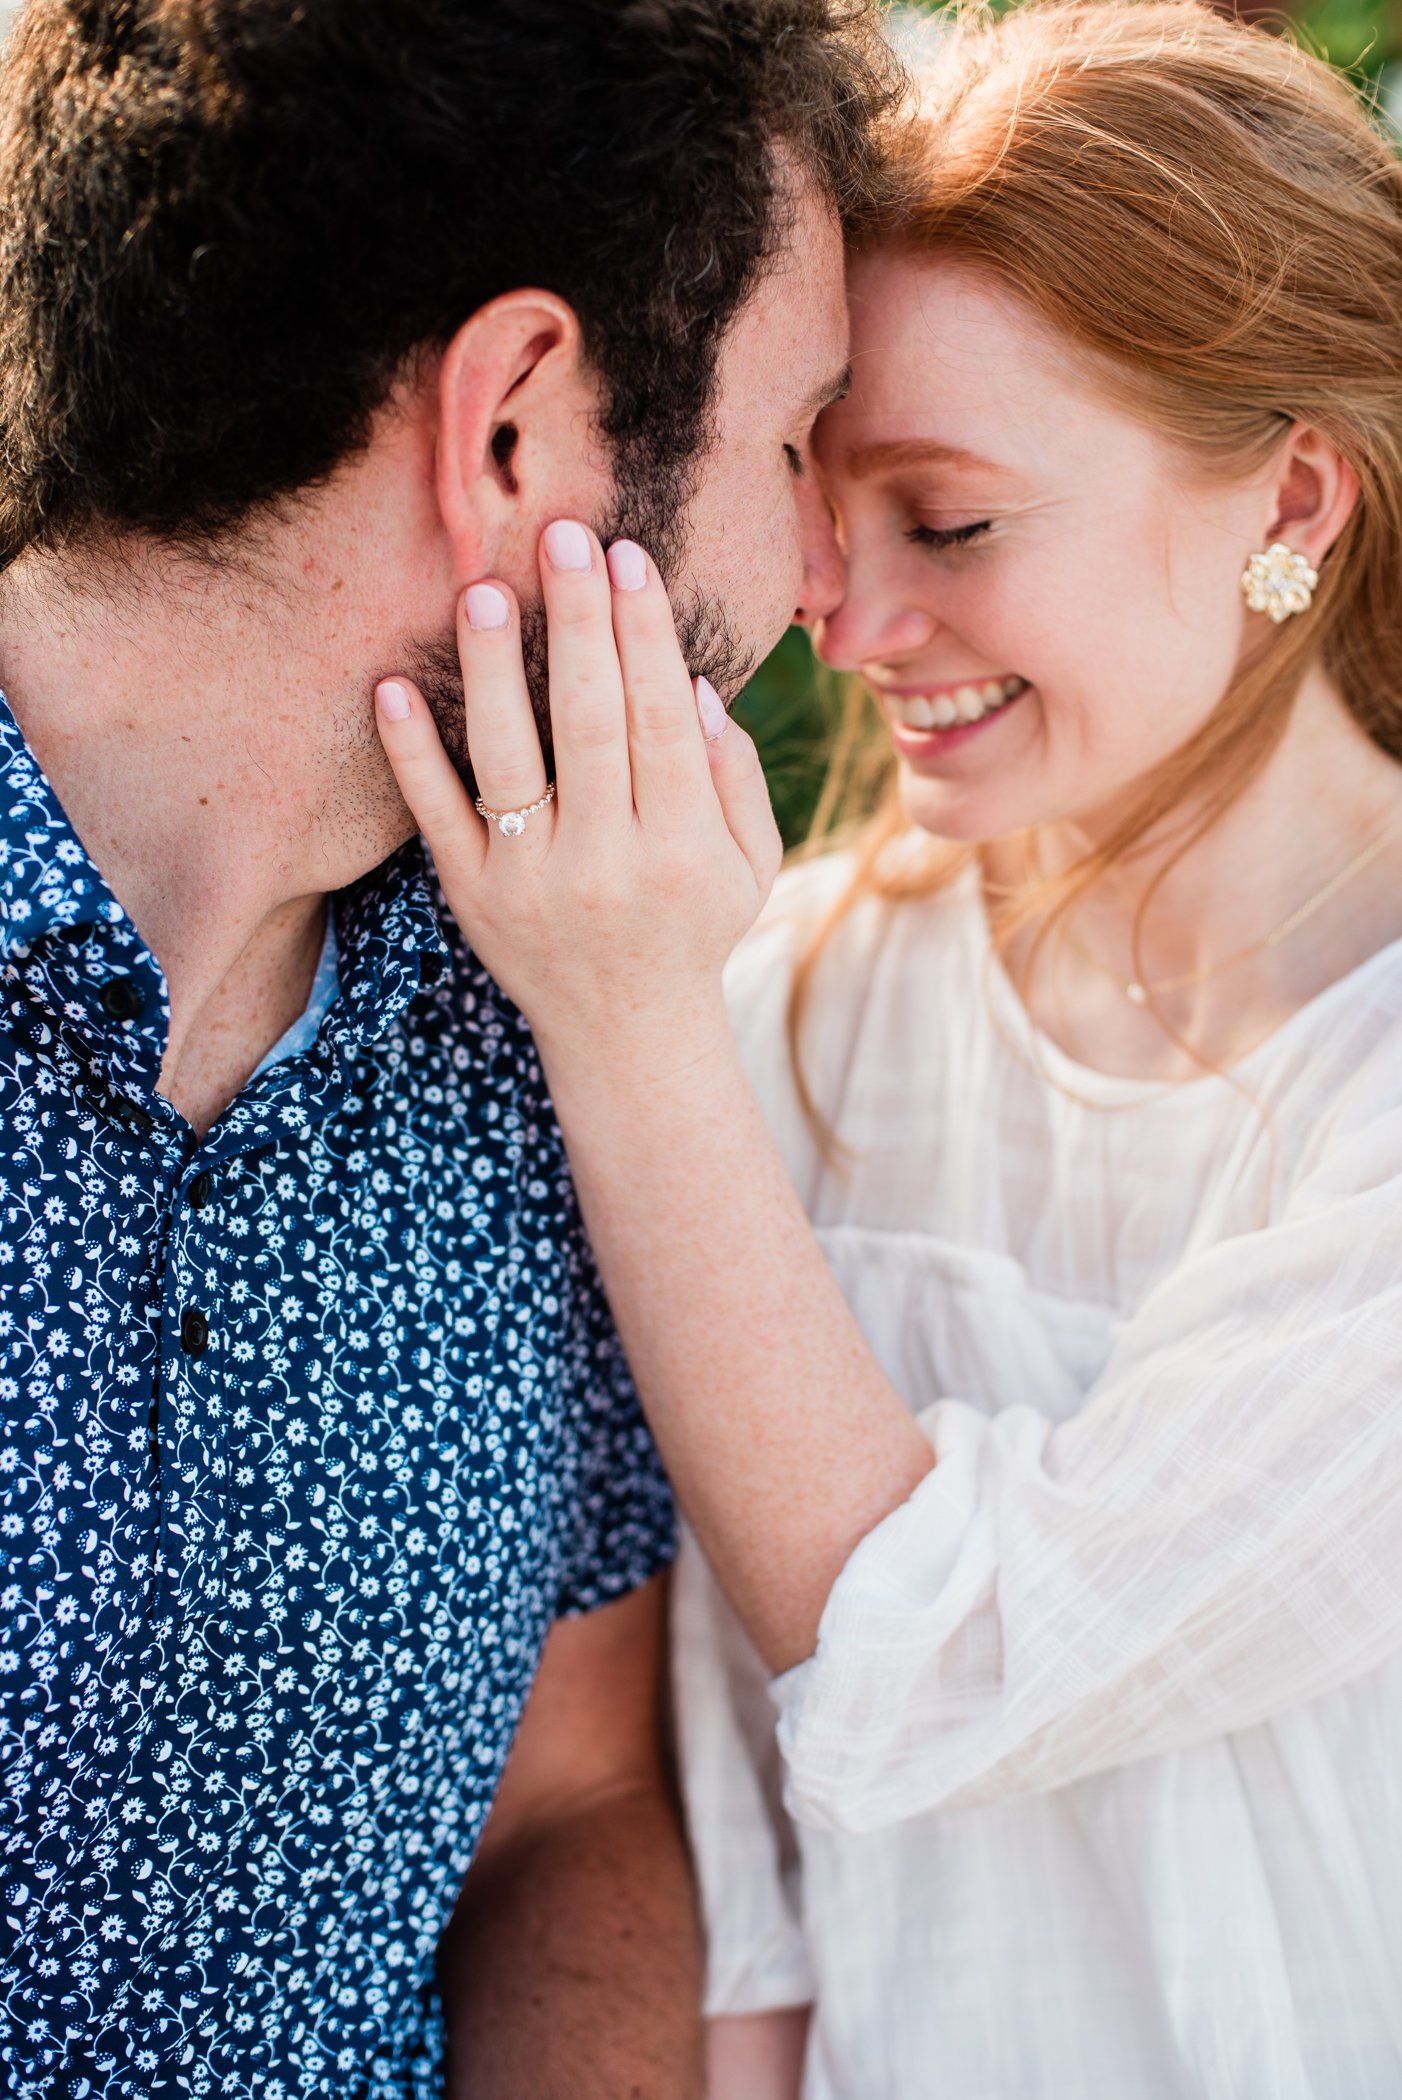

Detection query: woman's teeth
xmin=887 ymin=676 xmax=1026 ymax=730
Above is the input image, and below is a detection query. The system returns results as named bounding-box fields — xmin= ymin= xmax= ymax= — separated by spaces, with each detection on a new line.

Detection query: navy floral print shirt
xmin=0 ymin=694 xmax=674 ymax=2097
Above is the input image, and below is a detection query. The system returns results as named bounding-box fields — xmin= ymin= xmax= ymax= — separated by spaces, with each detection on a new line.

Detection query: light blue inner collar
xmin=252 ymin=908 xmax=341 ymax=1079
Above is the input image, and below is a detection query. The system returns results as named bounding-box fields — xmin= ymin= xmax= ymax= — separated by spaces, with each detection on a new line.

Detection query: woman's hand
xmin=377 ymin=522 xmax=930 ymax=1677
xmin=373 ymin=518 xmax=782 ymax=1083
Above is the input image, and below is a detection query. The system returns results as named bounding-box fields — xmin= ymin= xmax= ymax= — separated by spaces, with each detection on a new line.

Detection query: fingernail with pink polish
xmin=543 ymin=519 xmax=592 ymax=573
xmin=606 ymin=540 xmax=648 ymax=592
xmin=696 ymin=675 xmax=729 ymax=742
xmin=465 ymin=582 xmax=509 ymax=630
xmin=376 ymin=679 xmax=412 ymax=721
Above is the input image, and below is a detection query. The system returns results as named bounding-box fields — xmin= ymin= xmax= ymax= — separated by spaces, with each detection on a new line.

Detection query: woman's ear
xmin=1264 ymin=423 xmax=1361 ymax=567
xmin=433 ymin=289 xmax=588 ymax=579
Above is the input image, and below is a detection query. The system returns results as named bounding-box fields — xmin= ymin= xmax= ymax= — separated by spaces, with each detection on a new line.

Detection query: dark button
xmin=115 ymin=1099 xmax=154 ymax=1134
xmin=100 ymin=976 xmax=144 ymax=1021
xmin=148 ymin=1399 xmax=160 ymax=1466
xmin=187 ymin=1170 xmax=213 ymax=1211
xmin=419 ymin=950 xmax=446 ymax=989
xmin=180 ymin=1308 xmax=210 ymax=1356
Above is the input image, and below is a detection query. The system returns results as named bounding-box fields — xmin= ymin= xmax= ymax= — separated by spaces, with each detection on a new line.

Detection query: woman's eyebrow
xmin=842 ymin=437 xmax=1015 ymax=480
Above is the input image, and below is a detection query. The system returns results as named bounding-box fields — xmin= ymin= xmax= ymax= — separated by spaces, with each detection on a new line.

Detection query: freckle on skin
xmin=199 ymin=797 xmax=209 ymax=807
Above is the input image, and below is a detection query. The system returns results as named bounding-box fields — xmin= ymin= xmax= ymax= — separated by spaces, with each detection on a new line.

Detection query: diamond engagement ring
xmin=473 ymin=782 xmax=556 ymax=837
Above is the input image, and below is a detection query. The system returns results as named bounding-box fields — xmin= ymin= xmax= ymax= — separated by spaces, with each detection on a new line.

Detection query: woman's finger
xmin=699 ymin=697 xmax=784 ymax=895
xmin=605 ymin=537 xmax=713 ymax=825
xmin=456 ymin=580 xmax=552 ymax=829
xmin=375 ymin=675 xmax=489 ymax=891
xmin=537 ymin=519 xmax=633 ymax=824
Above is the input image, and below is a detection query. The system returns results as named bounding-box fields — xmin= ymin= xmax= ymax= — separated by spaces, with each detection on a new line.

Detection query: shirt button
xmin=180 ymin=1308 xmax=210 ymax=1356
xmin=100 ymin=977 xmax=145 ymax=1021
xmin=419 ymin=949 xmax=446 ymax=988
xmin=188 ymin=1170 xmax=213 ymax=1211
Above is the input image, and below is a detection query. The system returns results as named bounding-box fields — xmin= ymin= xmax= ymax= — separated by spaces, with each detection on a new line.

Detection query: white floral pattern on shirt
xmin=0 ymin=694 xmax=673 ymax=2097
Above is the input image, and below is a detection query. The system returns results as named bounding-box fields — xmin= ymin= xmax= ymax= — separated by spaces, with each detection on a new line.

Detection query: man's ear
xmin=434 ymin=290 xmax=594 ymax=579
xmin=1263 ymin=423 xmax=1361 ymax=568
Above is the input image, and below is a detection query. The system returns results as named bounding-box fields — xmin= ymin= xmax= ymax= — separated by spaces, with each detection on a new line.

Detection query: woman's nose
xmin=811 ymin=582 xmax=939 ymax=674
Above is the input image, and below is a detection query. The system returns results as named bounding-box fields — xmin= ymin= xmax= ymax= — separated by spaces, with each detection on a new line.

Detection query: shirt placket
xmin=155 ymin=1154 xmax=226 ymax=1613
xmin=155 ymin=1058 xmax=350 ymax=1615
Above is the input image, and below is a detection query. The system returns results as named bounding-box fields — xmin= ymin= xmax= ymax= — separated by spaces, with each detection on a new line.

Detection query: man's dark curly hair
xmin=0 ymin=0 xmax=901 ymax=567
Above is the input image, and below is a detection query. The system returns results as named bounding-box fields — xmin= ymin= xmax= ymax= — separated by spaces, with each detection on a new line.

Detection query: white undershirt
xmin=674 ymin=853 xmax=1402 ymax=2100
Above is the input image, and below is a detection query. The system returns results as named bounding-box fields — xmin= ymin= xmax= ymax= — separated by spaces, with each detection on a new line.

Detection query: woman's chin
xmin=897 ymin=769 xmax=1036 ymax=846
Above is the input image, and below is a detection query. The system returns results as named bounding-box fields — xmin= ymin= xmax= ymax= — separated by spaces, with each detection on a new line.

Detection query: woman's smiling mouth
xmin=875 ymin=675 xmax=1030 ymax=755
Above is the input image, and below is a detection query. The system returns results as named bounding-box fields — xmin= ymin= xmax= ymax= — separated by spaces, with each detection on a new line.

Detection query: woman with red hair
xmin=379 ymin=6 xmax=1402 ymax=2091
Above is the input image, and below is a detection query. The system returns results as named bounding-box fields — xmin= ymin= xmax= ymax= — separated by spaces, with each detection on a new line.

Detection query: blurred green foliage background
xmin=738 ymin=0 xmax=1402 ymax=848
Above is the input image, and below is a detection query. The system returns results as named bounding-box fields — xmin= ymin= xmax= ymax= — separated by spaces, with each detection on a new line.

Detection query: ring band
xmin=473 ymin=782 xmax=556 ymax=838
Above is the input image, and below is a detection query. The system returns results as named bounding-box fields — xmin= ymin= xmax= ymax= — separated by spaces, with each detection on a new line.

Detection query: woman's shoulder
xmin=721 ymin=842 xmax=981 ymax=1140
xmin=725 ymin=849 xmax=866 ymax=988
xmin=1272 ymin=937 xmax=1402 ymax=1195
xmin=726 ymin=843 xmax=972 ymax=1009
xmin=722 ymin=855 xmax=852 ymax=1093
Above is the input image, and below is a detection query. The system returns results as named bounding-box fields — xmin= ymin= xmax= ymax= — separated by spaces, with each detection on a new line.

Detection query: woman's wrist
xmin=535 ymin=997 xmax=740 ymax=1125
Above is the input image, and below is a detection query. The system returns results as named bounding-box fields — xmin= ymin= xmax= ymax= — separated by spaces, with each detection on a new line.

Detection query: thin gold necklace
xmin=1083 ymin=810 xmax=1402 ymax=1007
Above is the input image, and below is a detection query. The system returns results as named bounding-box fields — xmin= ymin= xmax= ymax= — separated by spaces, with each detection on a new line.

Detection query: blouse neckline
xmin=966 ymin=868 xmax=1402 ymax=1108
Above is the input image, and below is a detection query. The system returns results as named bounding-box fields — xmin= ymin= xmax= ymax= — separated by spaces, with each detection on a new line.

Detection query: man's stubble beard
xmin=406 ymin=471 xmax=757 ymax=797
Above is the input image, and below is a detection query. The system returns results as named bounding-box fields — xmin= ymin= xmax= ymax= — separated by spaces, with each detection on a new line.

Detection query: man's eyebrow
xmin=842 ymin=437 xmax=1015 ymax=481
xmin=803 ymin=365 xmax=852 ymax=416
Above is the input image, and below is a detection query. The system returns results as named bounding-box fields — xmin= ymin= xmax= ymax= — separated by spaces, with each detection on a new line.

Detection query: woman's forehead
xmin=830 ymin=250 xmax=1163 ymax=482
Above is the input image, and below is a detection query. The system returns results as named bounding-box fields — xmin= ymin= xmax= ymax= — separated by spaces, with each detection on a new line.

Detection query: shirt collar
xmin=0 ymin=685 xmax=123 ymax=955
xmin=329 ymin=838 xmax=449 ymax=1056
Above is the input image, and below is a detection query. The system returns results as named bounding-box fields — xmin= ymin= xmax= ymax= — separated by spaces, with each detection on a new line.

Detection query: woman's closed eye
xmin=904 ymin=519 xmax=994 ymax=551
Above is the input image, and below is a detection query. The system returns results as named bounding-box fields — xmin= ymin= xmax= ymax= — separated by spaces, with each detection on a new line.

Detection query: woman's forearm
xmin=545 ymin=1020 xmax=934 ymax=1673
xmin=705 ymin=2009 xmax=811 ymax=2100
xmin=373 ymin=536 xmax=933 ymax=1669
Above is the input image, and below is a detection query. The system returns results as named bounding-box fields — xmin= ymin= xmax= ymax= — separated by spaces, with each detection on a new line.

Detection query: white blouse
xmin=673 ymin=853 xmax=1402 ymax=2100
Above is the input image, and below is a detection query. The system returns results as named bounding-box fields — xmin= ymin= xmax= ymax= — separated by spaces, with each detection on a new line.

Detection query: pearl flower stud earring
xmin=1240 ymin=542 xmax=1318 ymax=623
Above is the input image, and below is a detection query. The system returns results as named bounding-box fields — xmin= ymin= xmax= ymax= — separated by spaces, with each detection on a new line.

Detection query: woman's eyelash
xmin=905 ymin=520 xmax=993 ymax=550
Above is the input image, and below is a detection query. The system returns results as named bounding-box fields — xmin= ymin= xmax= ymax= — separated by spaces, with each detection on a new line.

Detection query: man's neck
xmin=0 ymin=531 xmax=419 ymax=1135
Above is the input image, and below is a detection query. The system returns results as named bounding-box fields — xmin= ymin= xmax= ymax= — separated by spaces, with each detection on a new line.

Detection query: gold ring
xmin=473 ymin=782 xmax=556 ymax=838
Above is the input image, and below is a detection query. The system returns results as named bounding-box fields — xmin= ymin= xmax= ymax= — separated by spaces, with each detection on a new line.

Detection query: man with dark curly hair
xmin=0 ymin=1 xmax=898 ymax=2093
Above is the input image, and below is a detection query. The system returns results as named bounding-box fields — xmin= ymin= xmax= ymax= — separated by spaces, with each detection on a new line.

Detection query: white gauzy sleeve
xmin=673 ymin=1534 xmax=814 ymax=2015
xmin=773 ymin=1096 xmax=1402 ymax=1833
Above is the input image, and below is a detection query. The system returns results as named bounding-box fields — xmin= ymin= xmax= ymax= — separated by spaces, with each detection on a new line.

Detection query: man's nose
xmin=792 ymin=480 xmax=846 ymax=627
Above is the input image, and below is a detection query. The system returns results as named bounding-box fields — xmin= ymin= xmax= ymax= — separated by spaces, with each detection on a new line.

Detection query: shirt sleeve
xmin=552 ymin=1209 xmax=676 ymax=1618
xmin=773 ymin=1093 xmax=1402 ymax=1831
